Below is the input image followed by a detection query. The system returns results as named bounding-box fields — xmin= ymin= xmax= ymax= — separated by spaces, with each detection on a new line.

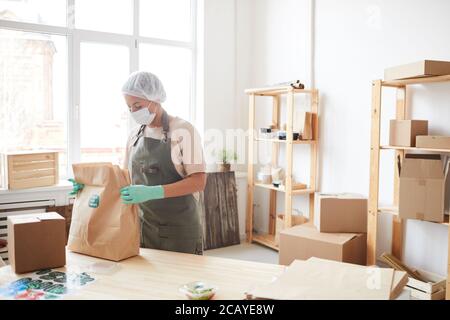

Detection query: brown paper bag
xmin=67 ymin=163 xmax=140 ymax=261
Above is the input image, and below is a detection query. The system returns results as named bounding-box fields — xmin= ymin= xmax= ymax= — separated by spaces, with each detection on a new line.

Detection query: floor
xmin=204 ymin=242 xmax=279 ymax=264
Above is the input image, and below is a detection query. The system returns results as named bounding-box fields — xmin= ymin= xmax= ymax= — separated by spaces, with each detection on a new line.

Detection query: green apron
xmin=130 ymin=111 xmax=203 ymax=255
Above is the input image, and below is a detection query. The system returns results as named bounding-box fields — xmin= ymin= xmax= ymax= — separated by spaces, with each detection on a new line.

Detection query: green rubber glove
xmin=120 ymin=185 xmax=165 ymax=204
xmin=68 ymin=178 xmax=84 ymax=196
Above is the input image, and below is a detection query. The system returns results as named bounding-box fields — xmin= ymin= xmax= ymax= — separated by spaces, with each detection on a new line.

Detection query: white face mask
xmin=131 ymin=104 xmax=156 ymax=125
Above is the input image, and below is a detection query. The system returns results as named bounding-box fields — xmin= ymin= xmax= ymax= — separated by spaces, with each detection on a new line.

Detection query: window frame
xmin=0 ymin=0 xmax=198 ymax=177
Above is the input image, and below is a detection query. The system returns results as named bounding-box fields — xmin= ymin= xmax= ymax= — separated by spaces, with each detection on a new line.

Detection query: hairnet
xmin=122 ymin=71 xmax=167 ymax=103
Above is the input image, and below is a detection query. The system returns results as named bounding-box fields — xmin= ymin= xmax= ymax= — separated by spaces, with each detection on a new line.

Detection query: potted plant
xmin=214 ymin=149 xmax=237 ymax=172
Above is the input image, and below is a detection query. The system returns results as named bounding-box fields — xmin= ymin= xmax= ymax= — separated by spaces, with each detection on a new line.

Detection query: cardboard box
xmin=399 ymin=154 xmax=449 ymax=223
xmin=279 ymin=223 xmax=366 ymax=266
xmin=389 ymin=120 xmax=428 ymax=147
xmin=416 ymin=136 xmax=450 ymax=150
xmin=385 ymin=60 xmax=450 ymax=81
xmin=246 ymin=259 xmax=402 ymax=300
xmin=274 ymin=214 xmax=308 ymax=245
xmin=296 ymin=111 xmax=314 ymax=140
xmin=8 ymin=212 xmax=66 ymax=274
xmin=314 ymin=193 xmax=367 ymax=233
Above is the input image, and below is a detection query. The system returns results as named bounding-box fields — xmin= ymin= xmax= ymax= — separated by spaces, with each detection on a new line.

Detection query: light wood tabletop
xmin=0 ymin=248 xmax=285 ymax=300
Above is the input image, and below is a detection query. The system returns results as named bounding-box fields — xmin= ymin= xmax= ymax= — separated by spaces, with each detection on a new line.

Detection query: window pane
xmin=75 ymin=0 xmax=133 ymax=34
xmin=139 ymin=44 xmax=192 ymax=121
xmin=140 ymin=0 xmax=191 ymax=41
xmin=0 ymin=0 xmax=66 ymax=26
xmin=0 ymin=29 xmax=68 ymax=177
xmin=80 ymin=42 xmax=129 ymax=165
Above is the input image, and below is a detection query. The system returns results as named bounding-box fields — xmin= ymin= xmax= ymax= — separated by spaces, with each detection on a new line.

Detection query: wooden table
xmin=0 ymin=249 xmax=285 ymax=300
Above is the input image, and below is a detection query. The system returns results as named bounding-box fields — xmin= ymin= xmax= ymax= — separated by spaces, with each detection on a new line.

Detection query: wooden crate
xmin=1 ymin=151 xmax=59 ymax=190
xmin=405 ymin=269 xmax=446 ymax=300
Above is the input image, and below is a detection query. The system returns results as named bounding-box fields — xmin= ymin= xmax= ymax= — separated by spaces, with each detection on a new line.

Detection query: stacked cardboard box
xmin=279 ymin=193 xmax=368 ymax=266
xmin=389 ymin=120 xmax=428 ymax=147
xmin=314 ymin=193 xmax=367 ymax=233
xmin=274 ymin=214 xmax=308 ymax=245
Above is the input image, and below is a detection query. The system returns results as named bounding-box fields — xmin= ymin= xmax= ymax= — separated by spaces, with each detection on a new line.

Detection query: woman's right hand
xmin=68 ymin=178 xmax=84 ymax=196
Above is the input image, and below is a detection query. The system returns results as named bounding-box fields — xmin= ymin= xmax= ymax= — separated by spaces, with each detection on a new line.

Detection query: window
xmin=140 ymin=44 xmax=192 ymax=121
xmin=74 ymin=0 xmax=133 ymax=35
xmin=0 ymin=0 xmax=66 ymax=26
xmin=140 ymin=0 xmax=192 ymax=41
xmin=0 ymin=0 xmax=197 ymax=179
xmin=79 ymin=42 xmax=129 ymax=164
xmin=0 ymin=28 xmax=68 ymax=175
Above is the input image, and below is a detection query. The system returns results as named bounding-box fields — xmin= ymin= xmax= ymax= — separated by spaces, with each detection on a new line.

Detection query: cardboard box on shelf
xmin=295 ymin=111 xmax=314 ymax=140
xmin=384 ymin=60 xmax=450 ymax=81
xmin=275 ymin=214 xmax=308 ymax=245
xmin=314 ymin=193 xmax=367 ymax=233
xmin=7 ymin=212 xmax=66 ymax=274
xmin=399 ymin=154 xmax=450 ymax=223
xmin=279 ymin=223 xmax=366 ymax=266
xmin=416 ymin=136 xmax=450 ymax=150
xmin=389 ymin=120 xmax=428 ymax=147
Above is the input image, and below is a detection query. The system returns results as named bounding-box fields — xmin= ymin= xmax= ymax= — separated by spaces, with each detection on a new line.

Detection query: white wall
xmin=202 ymin=0 xmax=237 ymax=134
xmin=236 ymin=0 xmax=313 ymax=234
xmin=202 ymin=0 xmax=250 ymax=239
xmin=232 ymin=0 xmax=449 ymax=275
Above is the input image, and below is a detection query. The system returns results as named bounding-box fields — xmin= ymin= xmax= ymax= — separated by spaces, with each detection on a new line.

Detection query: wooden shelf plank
xmin=292 ymin=188 xmax=315 ymax=195
xmin=254 ymin=183 xmax=286 ymax=192
xmin=380 ymin=145 xmax=450 ymax=154
xmin=254 ymin=183 xmax=314 ymax=195
xmin=378 ymin=207 xmax=449 ymax=226
xmin=245 ymin=86 xmax=313 ymax=96
xmin=255 ymin=138 xmax=316 ymax=145
xmin=252 ymin=234 xmax=279 ymax=251
xmin=382 ymin=75 xmax=450 ymax=87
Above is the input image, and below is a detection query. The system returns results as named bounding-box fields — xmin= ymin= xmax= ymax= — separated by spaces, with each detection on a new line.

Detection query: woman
xmin=71 ymin=71 xmax=206 ymax=255
xmin=121 ymin=71 xmax=206 ymax=255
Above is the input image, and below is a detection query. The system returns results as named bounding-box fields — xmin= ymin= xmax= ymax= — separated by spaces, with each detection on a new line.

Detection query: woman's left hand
xmin=120 ymin=185 xmax=165 ymax=204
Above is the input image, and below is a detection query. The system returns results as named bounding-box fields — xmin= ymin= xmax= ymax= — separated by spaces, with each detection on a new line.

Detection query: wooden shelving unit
xmin=245 ymin=86 xmax=319 ymax=251
xmin=367 ymin=76 xmax=450 ymax=300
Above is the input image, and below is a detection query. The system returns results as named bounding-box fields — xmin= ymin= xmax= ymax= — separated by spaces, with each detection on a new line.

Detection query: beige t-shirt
xmin=123 ymin=116 xmax=206 ymax=200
